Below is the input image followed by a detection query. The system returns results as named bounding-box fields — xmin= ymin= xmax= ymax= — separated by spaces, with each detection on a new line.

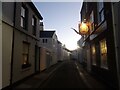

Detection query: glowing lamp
xmin=79 ymin=22 xmax=89 ymax=35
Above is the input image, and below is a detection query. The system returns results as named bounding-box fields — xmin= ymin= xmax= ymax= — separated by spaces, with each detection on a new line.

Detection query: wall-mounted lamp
xmin=71 ymin=19 xmax=89 ymax=35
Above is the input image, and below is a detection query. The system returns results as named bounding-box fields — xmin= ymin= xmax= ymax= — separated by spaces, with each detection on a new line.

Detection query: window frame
xmin=32 ymin=16 xmax=36 ymax=36
xmin=100 ymin=39 xmax=108 ymax=69
xmin=92 ymin=44 xmax=96 ymax=66
xmin=20 ymin=5 xmax=27 ymax=29
xmin=22 ymin=42 xmax=31 ymax=69
xmin=97 ymin=2 xmax=105 ymax=25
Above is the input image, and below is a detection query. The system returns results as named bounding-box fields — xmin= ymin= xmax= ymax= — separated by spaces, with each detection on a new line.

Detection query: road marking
xmin=75 ymin=62 xmax=92 ymax=88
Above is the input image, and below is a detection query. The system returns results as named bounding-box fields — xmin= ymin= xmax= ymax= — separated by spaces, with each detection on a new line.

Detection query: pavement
xmin=11 ymin=60 xmax=114 ymax=89
xmin=12 ymin=61 xmax=64 ymax=89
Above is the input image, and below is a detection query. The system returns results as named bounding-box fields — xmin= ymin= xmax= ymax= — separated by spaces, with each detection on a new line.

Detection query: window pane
xmin=23 ymin=54 xmax=28 ymax=64
xmin=23 ymin=43 xmax=29 ymax=64
xmin=23 ymin=43 xmax=29 ymax=54
xmin=92 ymin=45 xmax=96 ymax=65
xmin=32 ymin=18 xmax=34 ymax=26
xmin=100 ymin=39 xmax=108 ymax=69
xmin=97 ymin=2 xmax=104 ymax=23
xmin=21 ymin=17 xmax=23 ymax=27
xmin=21 ymin=7 xmax=25 ymax=17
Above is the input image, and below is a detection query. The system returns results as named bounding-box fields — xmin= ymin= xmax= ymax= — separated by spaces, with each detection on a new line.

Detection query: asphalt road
xmin=39 ymin=61 xmax=88 ymax=88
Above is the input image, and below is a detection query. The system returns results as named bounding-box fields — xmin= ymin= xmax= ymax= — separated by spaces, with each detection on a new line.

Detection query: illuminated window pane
xmin=23 ymin=42 xmax=29 ymax=65
xmin=92 ymin=45 xmax=96 ymax=65
xmin=100 ymin=39 xmax=108 ymax=69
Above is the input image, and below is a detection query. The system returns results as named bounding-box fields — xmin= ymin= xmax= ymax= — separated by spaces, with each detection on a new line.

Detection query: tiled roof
xmin=40 ymin=31 xmax=55 ymax=38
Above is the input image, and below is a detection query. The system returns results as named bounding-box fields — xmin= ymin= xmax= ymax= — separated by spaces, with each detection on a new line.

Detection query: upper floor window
xmin=21 ymin=5 xmax=27 ymax=29
xmin=43 ymin=39 xmax=47 ymax=43
xmin=32 ymin=16 xmax=36 ymax=36
xmin=97 ymin=1 xmax=104 ymax=24
xmin=89 ymin=11 xmax=94 ymax=33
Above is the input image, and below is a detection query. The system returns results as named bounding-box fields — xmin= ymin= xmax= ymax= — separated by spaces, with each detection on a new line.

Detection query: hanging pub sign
xmin=78 ymin=22 xmax=89 ymax=35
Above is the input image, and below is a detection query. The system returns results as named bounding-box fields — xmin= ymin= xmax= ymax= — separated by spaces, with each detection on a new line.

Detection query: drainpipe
xmin=10 ymin=2 xmax=16 ymax=87
xmin=111 ymin=2 xmax=120 ymax=90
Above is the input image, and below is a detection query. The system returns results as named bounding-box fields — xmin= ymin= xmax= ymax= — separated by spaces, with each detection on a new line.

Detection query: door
xmin=87 ymin=48 xmax=91 ymax=72
xmin=35 ymin=45 xmax=40 ymax=73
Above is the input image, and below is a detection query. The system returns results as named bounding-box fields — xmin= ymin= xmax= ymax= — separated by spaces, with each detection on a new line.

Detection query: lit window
xmin=22 ymin=42 xmax=31 ymax=69
xmin=92 ymin=45 xmax=96 ymax=65
xmin=100 ymin=39 xmax=108 ymax=69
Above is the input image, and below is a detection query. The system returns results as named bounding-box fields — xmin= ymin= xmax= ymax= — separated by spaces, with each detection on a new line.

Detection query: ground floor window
xmin=22 ymin=42 xmax=31 ymax=69
xmin=100 ymin=39 xmax=108 ymax=69
xmin=92 ymin=44 xmax=96 ymax=65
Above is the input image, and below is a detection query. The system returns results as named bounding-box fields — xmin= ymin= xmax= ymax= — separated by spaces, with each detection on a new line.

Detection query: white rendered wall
xmin=0 ymin=1 xmax=2 ymax=89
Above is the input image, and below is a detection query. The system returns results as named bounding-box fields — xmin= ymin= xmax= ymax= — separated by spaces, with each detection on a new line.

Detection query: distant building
xmin=2 ymin=2 xmax=43 ymax=89
xmin=39 ymin=31 xmax=58 ymax=66
xmin=57 ymin=40 xmax=63 ymax=61
xmin=71 ymin=50 xmax=78 ymax=61
xmin=62 ymin=46 xmax=71 ymax=60
xmin=80 ymin=1 xmax=119 ymax=88
xmin=77 ymin=37 xmax=84 ymax=63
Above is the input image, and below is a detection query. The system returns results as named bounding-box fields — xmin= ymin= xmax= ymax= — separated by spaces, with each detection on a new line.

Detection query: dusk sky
xmin=33 ymin=2 xmax=83 ymax=50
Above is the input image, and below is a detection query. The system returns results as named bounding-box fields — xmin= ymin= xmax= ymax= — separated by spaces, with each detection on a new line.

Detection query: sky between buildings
xmin=33 ymin=2 xmax=83 ymax=50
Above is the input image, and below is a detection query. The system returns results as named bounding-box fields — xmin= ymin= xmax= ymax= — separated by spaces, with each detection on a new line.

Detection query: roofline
xmin=28 ymin=2 xmax=43 ymax=20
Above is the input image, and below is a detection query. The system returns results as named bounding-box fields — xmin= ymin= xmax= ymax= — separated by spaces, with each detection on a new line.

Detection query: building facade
xmin=77 ymin=37 xmax=84 ymax=63
xmin=111 ymin=2 xmax=120 ymax=89
xmin=39 ymin=31 xmax=58 ymax=66
xmin=57 ymin=40 xmax=63 ymax=61
xmin=80 ymin=2 xmax=119 ymax=88
xmin=0 ymin=1 xmax=2 ymax=89
xmin=2 ymin=2 xmax=43 ymax=89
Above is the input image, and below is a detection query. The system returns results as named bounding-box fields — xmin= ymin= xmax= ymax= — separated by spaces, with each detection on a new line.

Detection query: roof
xmin=28 ymin=2 xmax=43 ymax=20
xmin=40 ymin=31 xmax=55 ymax=38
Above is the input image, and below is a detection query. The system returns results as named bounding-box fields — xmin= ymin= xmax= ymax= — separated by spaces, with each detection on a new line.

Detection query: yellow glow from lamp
xmin=79 ymin=22 xmax=89 ymax=35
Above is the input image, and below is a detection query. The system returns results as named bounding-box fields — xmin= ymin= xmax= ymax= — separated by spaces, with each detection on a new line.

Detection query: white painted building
xmin=39 ymin=31 xmax=58 ymax=66
xmin=2 ymin=2 xmax=43 ymax=89
xmin=57 ymin=40 xmax=63 ymax=61
xmin=0 ymin=1 xmax=2 ymax=89
xmin=2 ymin=2 xmax=14 ymax=88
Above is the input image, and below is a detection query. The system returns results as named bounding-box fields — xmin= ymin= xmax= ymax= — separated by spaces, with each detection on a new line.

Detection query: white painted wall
xmin=0 ymin=1 xmax=2 ymax=89
xmin=2 ymin=23 xmax=13 ymax=88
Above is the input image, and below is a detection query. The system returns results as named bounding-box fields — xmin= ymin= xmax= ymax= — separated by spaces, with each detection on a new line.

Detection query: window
xmin=100 ymin=39 xmax=108 ymax=69
xmin=42 ymin=39 xmax=47 ymax=43
xmin=92 ymin=45 xmax=96 ymax=65
xmin=89 ymin=11 xmax=94 ymax=33
xmin=22 ymin=42 xmax=31 ymax=69
xmin=32 ymin=16 xmax=36 ymax=36
xmin=97 ymin=1 xmax=104 ymax=24
xmin=21 ymin=5 xmax=27 ymax=29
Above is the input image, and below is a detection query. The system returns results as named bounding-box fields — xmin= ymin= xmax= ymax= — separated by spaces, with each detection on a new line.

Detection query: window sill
xmin=22 ymin=63 xmax=31 ymax=69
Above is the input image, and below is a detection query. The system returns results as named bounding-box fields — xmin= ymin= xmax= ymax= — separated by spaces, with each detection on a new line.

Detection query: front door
xmin=35 ymin=45 xmax=40 ymax=73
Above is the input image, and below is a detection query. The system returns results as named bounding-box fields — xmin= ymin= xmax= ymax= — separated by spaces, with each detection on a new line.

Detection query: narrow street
xmin=39 ymin=60 xmax=109 ymax=89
